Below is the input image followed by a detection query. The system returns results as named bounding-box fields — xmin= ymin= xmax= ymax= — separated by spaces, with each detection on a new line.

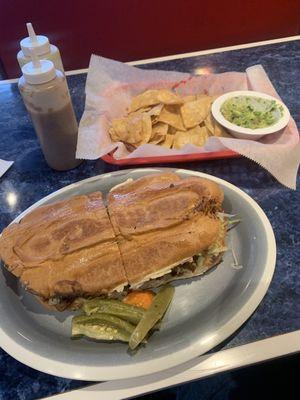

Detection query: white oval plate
xmin=0 ymin=168 xmax=276 ymax=381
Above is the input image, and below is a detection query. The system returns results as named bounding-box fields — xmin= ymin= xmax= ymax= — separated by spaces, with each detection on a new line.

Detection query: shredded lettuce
xmin=217 ymin=212 xmax=237 ymax=219
xmin=218 ymin=212 xmax=241 ymax=230
xmin=227 ymin=218 xmax=241 ymax=230
xmin=208 ymin=220 xmax=228 ymax=255
xmin=196 ymin=255 xmax=204 ymax=269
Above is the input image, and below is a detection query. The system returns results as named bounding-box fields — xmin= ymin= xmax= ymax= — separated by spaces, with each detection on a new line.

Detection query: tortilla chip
xmin=160 ymin=134 xmax=174 ymax=148
xmin=180 ymin=97 xmax=212 ymax=128
xmin=110 ymin=117 xmax=141 ymax=144
xmin=194 ymin=126 xmax=209 ymax=146
xmin=110 ymin=112 xmax=152 ymax=145
xmin=110 ymin=90 xmax=227 ymax=152
xmin=168 ymin=126 xmax=178 ymax=135
xmin=196 ymin=93 xmax=209 ymax=100
xmin=151 ymin=122 xmax=168 ymax=138
xmin=158 ymin=105 xmax=186 ymax=131
xmin=182 ymin=95 xmax=197 ymax=103
xmin=147 ymin=104 xmax=163 ymax=116
xmin=110 ymin=119 xmax=127 ymax=139
xmin=204 ymin=111 xmax=215 ymax=135
xmin=172 ymin=131 xmax=188 ymax=149
xmin=123 ymin=142 xmax=137 ymax=152
xmin=214 ymin=121 xmax=231 ymax=137
xmin=128 ymin=106 xmax=151 ymax=115
xmin=130 ymin=89 xmax=182 ymax=112
xmin=125 ymin=114 xmax=145 ymax=144
xmin=204 ymin=111 xmax=230 ymax=137
xmin=147 ymin=104 xmax=163 ymax=124
xmin=173 ymin=126 xmax=209 ymax=149
xmin=149 ymin=133 xmax=165 ymax=145
xmin=141 ymin=114 xmax=152 ymax=143
xmin=149 ymin=135 xmax=165 ymax=145
xmin=109 ymin=126 xmax=121 ymax=142
xmin=210 ymin=94 xmax=220 ymax=102
xmin=132 ymin=115 xmax=152 ymax=146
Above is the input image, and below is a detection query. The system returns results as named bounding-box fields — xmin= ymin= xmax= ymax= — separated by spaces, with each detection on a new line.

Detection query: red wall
xmin=0 ymin=0 xmax=299 ymax=78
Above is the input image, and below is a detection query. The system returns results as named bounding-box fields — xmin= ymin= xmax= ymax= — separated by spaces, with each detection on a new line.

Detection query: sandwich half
xmin=0 ymin=192 xmax=128 ymax=309
xmin=0 ymin=173 xmax=227 ymax=310
xmin=107 ymin=173 xmax=227 ymax=289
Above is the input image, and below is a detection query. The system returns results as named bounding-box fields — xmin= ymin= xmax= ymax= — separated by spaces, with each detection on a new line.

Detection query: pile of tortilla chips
xmin=109 ymin=89 xmax=230 ymax=150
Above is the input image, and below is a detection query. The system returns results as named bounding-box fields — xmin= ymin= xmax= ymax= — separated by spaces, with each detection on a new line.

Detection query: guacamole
xmin=220 ymin=96 xmax=283 ymax=129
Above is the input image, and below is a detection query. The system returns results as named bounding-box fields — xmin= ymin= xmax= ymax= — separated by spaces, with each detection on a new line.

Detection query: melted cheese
xmin=112 ymin=283 xmax=127 ymax=293
xmin=131 ymin=257 xmax=193 ymax=289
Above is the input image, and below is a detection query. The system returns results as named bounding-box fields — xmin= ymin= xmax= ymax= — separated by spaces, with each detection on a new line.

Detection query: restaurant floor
xmin=137 ymin=353 xmax=299 ymax=399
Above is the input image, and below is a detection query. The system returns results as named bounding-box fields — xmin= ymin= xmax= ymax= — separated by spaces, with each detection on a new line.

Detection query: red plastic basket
xmin=102 ymin=149 xmax=239 ymax=165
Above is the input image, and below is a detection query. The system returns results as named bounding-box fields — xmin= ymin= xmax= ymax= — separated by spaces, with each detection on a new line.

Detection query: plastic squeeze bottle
xmin=17 ymin=23 xmax=64 ymax=73
xmin=18 ymin=51 xmax=82 ymax=170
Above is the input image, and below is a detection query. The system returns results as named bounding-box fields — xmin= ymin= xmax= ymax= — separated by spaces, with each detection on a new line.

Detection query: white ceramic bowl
xmin=211 ymin=90 xmax=290 ymax=140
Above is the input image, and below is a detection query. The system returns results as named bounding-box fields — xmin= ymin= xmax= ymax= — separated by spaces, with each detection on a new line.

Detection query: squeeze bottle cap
xmin=20 ymin=23 xmax=51 ymax=57
xmin=22 ymin=49 xmax=56 ymax=84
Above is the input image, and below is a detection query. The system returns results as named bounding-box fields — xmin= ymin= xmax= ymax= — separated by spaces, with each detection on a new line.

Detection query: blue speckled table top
xmin=0 ymin=40 xmax=299 ymax=399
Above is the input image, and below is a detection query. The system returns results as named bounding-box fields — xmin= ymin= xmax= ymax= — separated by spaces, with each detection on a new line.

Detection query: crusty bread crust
xmin=0 ymin=173 xmax=225 ymax=310
xmin=118 ymin=215 xmax=221 ymax=285
xmin=108 ymin=173 xmax=224 ymax=285
xmin=0 ymin=192 xmax=127 ymax=299
xmin=47 ymin=252 xmax=224 ymax=310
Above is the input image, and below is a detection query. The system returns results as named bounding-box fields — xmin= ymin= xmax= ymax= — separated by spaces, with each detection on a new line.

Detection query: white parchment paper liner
xmin=77 ymin=56 xmax=299 ymax=189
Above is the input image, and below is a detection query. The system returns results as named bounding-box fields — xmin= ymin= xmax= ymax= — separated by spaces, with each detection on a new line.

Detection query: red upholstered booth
xmin=0 ymin=0 xmax=299 ymax=78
